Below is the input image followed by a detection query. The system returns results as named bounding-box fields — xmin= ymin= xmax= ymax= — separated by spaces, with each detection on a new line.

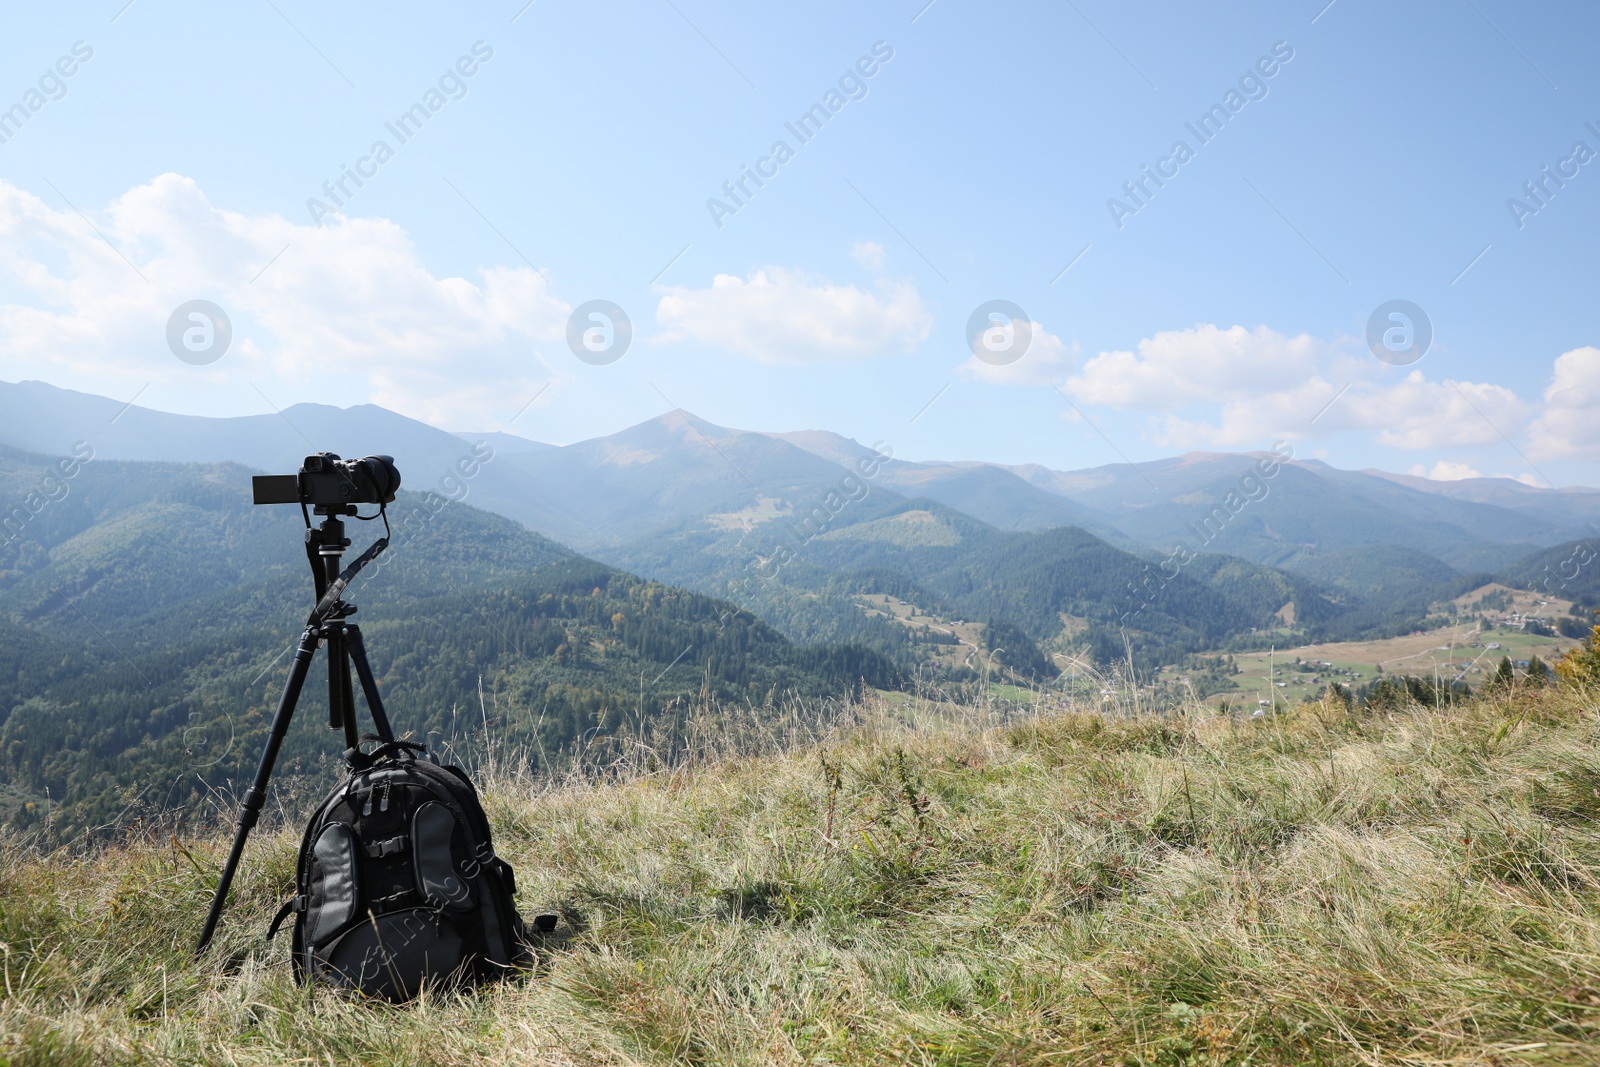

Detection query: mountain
xmin=0 ymin=379 xmax=476 ymax=474
xmin=1003 ymin=452 xmax=1562 ymax=575
xmin=0 ymin=379 xmax=571 ymax=545
xmin=602 ymin=487 xmax=1385 ymax=677
xmin=451 ymin=430 xmax=554 ymax=454
xmin=1500 ymin=538 xmax=1600 ymax=612
xmin=497 ymin=411 xmax=868 ymax=550
xmin=0 ymin=382 xmax=884 ymax=555
xmin=10 ymin=379 xmax=1590 ymax=573
xmin=875 ymin=463 xmax=1130 ymax=540
xmin=796 ymin=499 xmax=1354 ymax=660
xmin=1365 ymin=468 xmax=1600 ymax=531
xmin=1278 ymin=542 xmax=1466 ymax=604
xmin=9 ymin=380 xmax=1592 ymax=680
xmin=0 ymin=445 xmax=898 ymax=838
xmin=769 ymin=429 xmax=1137 ymax=544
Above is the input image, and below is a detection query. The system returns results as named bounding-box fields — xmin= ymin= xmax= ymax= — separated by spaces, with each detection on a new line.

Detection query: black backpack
xmin=267 ymin=740 xmax=533 ymax=1000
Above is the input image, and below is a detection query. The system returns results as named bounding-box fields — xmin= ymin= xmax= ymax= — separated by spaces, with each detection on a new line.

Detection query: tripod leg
xmin=325 ymin=628 xmax=346 ymax=731
xmin=332 ymin=631 xmax=359 ymax=751
xmin=195 ymin=626 xmax=319 ymax=955
xmin=344 ymin=625 xmax=396 ymax=743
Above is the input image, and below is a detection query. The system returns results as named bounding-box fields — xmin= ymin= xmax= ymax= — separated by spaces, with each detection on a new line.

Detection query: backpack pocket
xmin=315 ymin=908 xmax=467 ymax=1002
xmin=306 ymin=822 xmax=362 ymax=944
xmin=412 ymin=801 xmax=476 ymax=912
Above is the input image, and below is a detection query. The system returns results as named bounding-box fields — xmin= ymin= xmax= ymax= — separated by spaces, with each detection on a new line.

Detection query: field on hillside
xmin=4 ymin=686 xmax=1600 ymax=1065
xmin=853 ymin=574 xmax=1589 ymax=711
xmin=1209 ymin=624 xmax=1580 ymax=707
xmin=1151 ymin=582 xmax=1586 ymax=708
xmin=854 ymin=593 xmax=984 ymax=671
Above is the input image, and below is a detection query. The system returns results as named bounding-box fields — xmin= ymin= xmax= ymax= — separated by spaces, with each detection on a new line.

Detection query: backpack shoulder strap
xmin=265 ymin=894 xmax=306 ymax=941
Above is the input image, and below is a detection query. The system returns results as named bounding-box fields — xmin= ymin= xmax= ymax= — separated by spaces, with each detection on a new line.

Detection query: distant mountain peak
xmin=1173 ymin=449 xmax=1286 ymax=465
xmin=1363 ymin=470 xmax=1600 ymax=499
xmin=764 ymin=428 xmax=881 ymax=467
xmin=649 ymin=408 xmax=740 ymax=440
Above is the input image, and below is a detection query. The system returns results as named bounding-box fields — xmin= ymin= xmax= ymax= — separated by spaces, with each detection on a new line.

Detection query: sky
xmin=0 ymin=0 xmax=1597 ymax=485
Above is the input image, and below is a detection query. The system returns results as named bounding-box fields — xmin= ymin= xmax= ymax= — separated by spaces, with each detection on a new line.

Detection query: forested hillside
xmin=0 ymin=447 xmax=897 ymax=838
xmin=608 ymin=496 xmax=1455 ymax=672
xmin=1501 ymin=538 xmax=1600 ymax=611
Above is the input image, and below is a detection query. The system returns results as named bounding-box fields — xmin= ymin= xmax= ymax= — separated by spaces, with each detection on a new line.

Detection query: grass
xmin=3 ymin=684 xmax=1600 ymax=1065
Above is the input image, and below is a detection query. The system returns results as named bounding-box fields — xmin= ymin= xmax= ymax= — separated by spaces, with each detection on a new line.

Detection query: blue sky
xmin=1 ymin=0 xmax=1597 ymax=485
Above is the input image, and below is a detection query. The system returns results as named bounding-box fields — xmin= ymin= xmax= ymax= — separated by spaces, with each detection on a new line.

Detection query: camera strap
xmin=308 ymin=536 xmax=390 ymax=626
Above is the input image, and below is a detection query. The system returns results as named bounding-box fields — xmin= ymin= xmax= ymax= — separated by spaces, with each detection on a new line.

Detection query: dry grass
xmin=3 ymin=685 xmax=1600 ymax=1065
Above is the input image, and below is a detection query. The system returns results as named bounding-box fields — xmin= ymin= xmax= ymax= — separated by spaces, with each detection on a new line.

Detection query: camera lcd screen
xmin=252 ymin=474 xmax=301 ymax=505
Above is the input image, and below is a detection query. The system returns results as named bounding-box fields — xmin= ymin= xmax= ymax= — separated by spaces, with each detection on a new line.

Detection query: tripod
xmin=196 ymin=503 xmax=397 ymax=954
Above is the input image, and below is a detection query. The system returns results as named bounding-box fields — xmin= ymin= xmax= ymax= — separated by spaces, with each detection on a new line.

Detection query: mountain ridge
xmin=4 ymin=380 xmax=1589 ymax=659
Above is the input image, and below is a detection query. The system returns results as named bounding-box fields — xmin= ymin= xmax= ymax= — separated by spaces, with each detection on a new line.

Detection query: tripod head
xmin=304 ymin=503 xmax=383 ymax=611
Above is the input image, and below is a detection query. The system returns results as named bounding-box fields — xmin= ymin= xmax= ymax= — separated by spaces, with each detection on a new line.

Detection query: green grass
xmin=4 ymin=684 xmax=1600 ymax=1064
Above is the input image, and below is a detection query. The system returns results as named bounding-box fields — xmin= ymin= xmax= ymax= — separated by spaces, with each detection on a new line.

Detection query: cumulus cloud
xmin=1526 ymin=346 xmax=1600 ymax=460
xmin=957 ymin=321 xmax=1078 ymax=387
xmin=0 ymin=174 xmax=569 ymax=426
xmin=1355 ymin=372 xmax=1531 ymax=450
xmin=1066 ymin=324 xmax=1324 ymax=409
xmin=1057 ymin=322 xmax=1538 ymax=454
xmin=653 ymin=267 xmax=931 ymax=364
xmin=1145 ymin=384 xmax=1334 ymax=448
xmin=1061 ymin=324 xmax=1355 ymax=447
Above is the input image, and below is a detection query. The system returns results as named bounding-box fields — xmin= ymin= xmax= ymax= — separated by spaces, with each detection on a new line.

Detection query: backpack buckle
xmin=365 ymin=834 xmax=409 ymax=859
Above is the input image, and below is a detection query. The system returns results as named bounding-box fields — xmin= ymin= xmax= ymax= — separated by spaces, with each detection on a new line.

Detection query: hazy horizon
xmin=9 ymin=374 xmax=1599 ymax=492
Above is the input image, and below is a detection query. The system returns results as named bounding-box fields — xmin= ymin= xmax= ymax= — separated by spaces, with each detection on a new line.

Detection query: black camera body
xmin=253 ymin=453 xmax=401 ymax=509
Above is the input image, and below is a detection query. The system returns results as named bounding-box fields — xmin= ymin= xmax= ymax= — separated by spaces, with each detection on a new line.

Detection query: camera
xmin=253 ymin=453 xmax=402 ymax=508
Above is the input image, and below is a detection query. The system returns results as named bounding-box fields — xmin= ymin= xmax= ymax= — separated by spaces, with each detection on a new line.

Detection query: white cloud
xmin=1150 ymin=377 xmax=1347 ymax=448
xmin=653 ymin=267 xmax=931 ymax=364
xmin=957 ymin=322 xmax=1077 ymax=386
xmin=1526 ymin=346 xmax=1600 ymax=460
xmin=1057 ymin=322 xmax=1536 ymax=454
xmin=850 ymin=240 xmax=885 ymax=272
xmin=0 ymin=174 xmax=569 ymax=426
xmin=1408 ymin=461 xmax=1482 ymax=481
xmin=1059 ymin=323 xmax=1354 ymax=447
xmin=1065 ymin=324 xmax=1324 ymax=409
xmin=1354 ymin=372 xmax=1531 ymax=450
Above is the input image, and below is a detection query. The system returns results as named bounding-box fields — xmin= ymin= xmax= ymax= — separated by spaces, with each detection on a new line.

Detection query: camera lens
xmin=356 ymin=456 xmax=401 ymax=502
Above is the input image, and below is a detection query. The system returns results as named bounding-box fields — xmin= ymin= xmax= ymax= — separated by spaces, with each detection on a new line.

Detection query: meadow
xmin=3 ymin=681 xmax=1599 ymax=1065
